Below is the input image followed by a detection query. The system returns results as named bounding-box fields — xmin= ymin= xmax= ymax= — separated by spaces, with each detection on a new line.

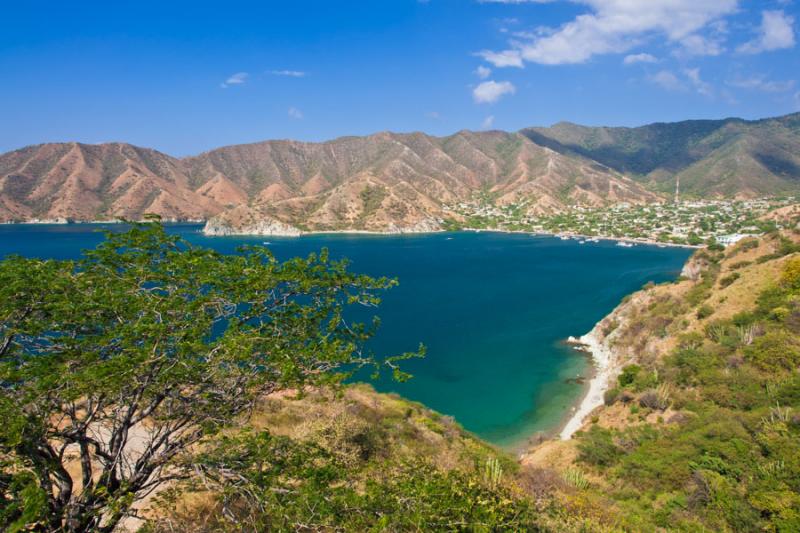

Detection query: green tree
xmin=0 ymin=222 xmax=417 ymax=532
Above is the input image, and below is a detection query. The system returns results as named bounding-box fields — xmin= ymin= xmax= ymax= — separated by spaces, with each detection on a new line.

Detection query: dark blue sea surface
xmin=0 ymin=224 xmax=691 ymax=447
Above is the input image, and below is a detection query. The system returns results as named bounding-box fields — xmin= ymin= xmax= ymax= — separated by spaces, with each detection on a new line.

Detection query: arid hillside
xmin=0 ymin=131 xmax=655 ymax=232
xmin=4 ymin=112 xmax=799 ymax=233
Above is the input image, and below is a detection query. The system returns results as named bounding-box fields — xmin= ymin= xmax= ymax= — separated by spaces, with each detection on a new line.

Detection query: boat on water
xmin=616 ymin=241 xmax=634 ymax=248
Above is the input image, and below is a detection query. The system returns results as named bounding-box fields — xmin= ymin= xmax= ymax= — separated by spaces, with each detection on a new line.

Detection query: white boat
xmin=616 ymin=241 xmax=634 ymax=247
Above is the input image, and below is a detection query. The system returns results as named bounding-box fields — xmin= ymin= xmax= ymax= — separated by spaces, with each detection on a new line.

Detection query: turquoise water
xmin=0 ymin=224 xmax=691 ymax=448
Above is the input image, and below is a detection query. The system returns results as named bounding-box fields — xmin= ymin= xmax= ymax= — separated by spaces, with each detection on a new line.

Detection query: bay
xmin=0 ymin=224 xmax=691 ymax=448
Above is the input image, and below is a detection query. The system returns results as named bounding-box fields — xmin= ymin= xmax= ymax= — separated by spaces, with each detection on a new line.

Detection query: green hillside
xmin=523 ymin=113 xmax=800 ymax=197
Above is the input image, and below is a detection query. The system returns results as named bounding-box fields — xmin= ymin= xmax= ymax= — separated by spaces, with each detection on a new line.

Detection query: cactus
xmin=562 ymin=468 xmax=590 ymax=490
xmin=483 ymin=457 xmax=503 ymax=489
xmin=768 ymin=402 xmax=792 ymax=423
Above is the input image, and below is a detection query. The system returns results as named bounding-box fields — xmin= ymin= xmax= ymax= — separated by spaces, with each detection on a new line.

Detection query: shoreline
xmin=0 ymin=220 xmax=702 ymax=250
xmin=510 ymin=345 xmax=597 ymax=455
xmin=557 ymin=329 xmax=619 ymax=440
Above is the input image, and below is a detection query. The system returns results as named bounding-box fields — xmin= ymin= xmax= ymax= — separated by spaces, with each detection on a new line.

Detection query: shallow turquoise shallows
xmin=0 ymin=224 xmax=691 ymax=448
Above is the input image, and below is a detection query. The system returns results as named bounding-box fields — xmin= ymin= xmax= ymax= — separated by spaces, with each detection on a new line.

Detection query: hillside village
xmin=445 ymin=197 xmax=797 ymax=247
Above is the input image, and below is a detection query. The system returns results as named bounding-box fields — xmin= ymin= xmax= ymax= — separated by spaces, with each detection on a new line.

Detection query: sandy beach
xmin=559 ymin=327 xmax=618 ymax=440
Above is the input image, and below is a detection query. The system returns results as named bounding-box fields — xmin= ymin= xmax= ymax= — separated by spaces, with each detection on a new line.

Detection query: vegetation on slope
xmin=3 ymin=221 xmax=800 ymax=531
xmin=143 ymin=385 xmax=541 ymax=532
xmin=523 ymin=113 xmax=800 ymax=197
xmin=532 ymin=228 xmax=800 ymax=531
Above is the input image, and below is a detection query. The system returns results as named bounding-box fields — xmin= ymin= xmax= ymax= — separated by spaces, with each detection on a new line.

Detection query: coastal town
xmin=443 ymin=196 xmax=797 ymax=247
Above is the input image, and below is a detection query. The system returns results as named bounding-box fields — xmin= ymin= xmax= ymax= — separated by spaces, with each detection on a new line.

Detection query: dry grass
xmin=248 ymin=383 xmax=503 ymax=473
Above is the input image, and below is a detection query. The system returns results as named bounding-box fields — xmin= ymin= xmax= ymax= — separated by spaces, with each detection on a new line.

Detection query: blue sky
xmin=1 ymin=0 xmax=798 ymax=155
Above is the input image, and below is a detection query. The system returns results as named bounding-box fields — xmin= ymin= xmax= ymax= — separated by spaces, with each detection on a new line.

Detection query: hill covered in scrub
xmin=522 ymin=226 xmax=800 ymax=531
xmin=523 ymin=112 xmax=800 ymax=198
xmin=139 ymin=385 xmax=544 ymax=532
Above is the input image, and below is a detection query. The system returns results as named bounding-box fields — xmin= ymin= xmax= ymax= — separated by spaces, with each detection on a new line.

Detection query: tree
xmin=0 ymin=222 xmax=417 ymax=532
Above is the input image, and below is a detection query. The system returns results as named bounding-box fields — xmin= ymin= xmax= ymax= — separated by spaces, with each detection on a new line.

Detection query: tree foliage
xmin=0 ymin=222 xmax=417 ymax=532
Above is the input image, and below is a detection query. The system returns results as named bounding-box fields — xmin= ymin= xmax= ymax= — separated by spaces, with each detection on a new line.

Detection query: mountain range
xmin=1 ymin=112 xmax=798 ymax=233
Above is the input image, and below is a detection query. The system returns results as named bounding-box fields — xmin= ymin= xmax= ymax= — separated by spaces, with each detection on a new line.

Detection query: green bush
xmin=618 ymin=364 xmax=641 ymax=387
xmin=719 ymin=273 xmax=740 ymax=288
xmin=697 ymin=304 xmax=714 ymax=319
xmin=578 ymin=427 xmax=623 ymax=467
xmin=744 ymin=331 xmax=800 ymax=372
xmin=604 ymin=387 xmax=620 ymax=406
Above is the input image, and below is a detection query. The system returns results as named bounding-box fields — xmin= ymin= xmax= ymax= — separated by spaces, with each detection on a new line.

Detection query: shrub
xmin=745 ymin=331 xmax=800 ymax=372
xmin=618 ymin=364 xmax=641 ymax=387
xmin=577 ymin=427 xmax=623 ymax=467
xmin=697 ymin=305 xmax=714 ymax=319
xmin=639 ymin=385 xmax=670 ymax=411
xmin=604 ymin=387 xmax=620 ymax=406
xmin=781 ymin=256 xmax=800 ymax=290
xmin=719 ymin=273 xmax=740 ymax=288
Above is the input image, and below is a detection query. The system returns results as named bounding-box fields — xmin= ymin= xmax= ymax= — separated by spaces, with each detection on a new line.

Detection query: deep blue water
xmin=0 ymin=224 xmax=691 ymax=448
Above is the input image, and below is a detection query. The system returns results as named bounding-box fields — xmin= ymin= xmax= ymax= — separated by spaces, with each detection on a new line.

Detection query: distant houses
xmin=717 ymin=233 xmax=761 ymax=247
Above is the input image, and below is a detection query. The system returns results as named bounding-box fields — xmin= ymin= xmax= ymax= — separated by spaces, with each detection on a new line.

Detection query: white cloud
xmin=738 ymin=10 xmax=795 ymax=54
xmin=479 ymin=0 xmax=738 ymax=66
xmin=288 ymin=107 xmax=304 ymax=120
xmin=648 ymin=70 xmax=686 ymax=92
xmin=472 ymin=80 xmax=517 ymax=103
xmin=220 ymin=72 xmax=248 ymax=88
xmin=678 ymin=34 xmax=725 ymax=56
xmin=623 ymin=53 xmax=657 ymax=65
xmin=482 ymin=115 xmax=496 ymax=129
xmin=475 ymin=65 xmax=492 ymax=79
xmin=728 ymin=75 xmax=796 ymax=93
xmin=478 ymin=0 xmax=555 ymax=3
xmin=685 ymin=68 xmax=713 ymax=96
xmin=476 ymin=49 xmax=524 ymax=68
xmin=426 ymin=111 xmax=441 ymax=119
xmin=270 ymin=70 xmax=307 ymax=77
xmin=647 ymin=68 xmax=713 ymax=95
